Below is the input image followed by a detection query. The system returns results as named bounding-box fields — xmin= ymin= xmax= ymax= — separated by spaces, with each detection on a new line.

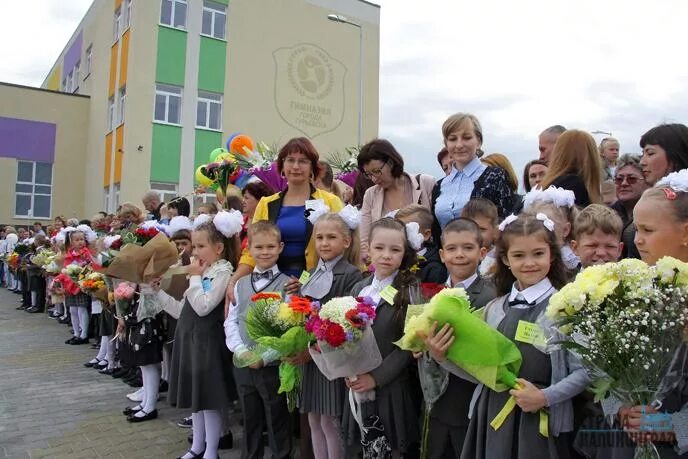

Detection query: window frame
xmin=195 ymin=91 xmax=223 ymax=131
xmin=123 ymin=0 xmax=132 ymax=30
xmin=154 ymin=84 xmax=183 ymax=125
xmin=14 ymin=161 xmax=53 ymax=220
xmin=113 ymin=7 xmax=122 ymax=42
xmin=149 ymin=182 xmax=179 ymax=207
xmin=72 ymin=61 xmax=80 ymax=93
xmin=159 ymin=0 xmax=187 ymax=30
xmin=201 ymin=1 xmax=227 ymax=40
xmin=117 ymin=86 xmax=127 ymax=125
xmin=107 ymin=96 xmax=115 ymax=131
xmin=85 ymin=45 xmax=93 ymax=77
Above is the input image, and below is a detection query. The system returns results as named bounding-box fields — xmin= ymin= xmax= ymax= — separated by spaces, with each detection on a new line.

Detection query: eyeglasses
xmin=363 ymin=161 xmax=389 ymax=179
xmin=614 ymin=175 xmax=642 ymax=185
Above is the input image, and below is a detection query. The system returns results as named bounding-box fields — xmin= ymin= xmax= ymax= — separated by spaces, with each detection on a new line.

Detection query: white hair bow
xmin=305 ymin=199 xmax=331 ymax=225
xmin=405 ymin=222 xmax=425 ymax=251
xmin=167 ymin=216 xmax=194 ymax=237
xmin=523 ymin=185 xmax=575 ymax=210
xmin=76 ymin=224 xmax=98 ymax=243
xmin=338 ymin=205 xmax=361 ymax=230
xmin=193 ymin=213 xmax=212 ymax=229
xmin=498 ymin=214 xmax=519 ymax=231
xmin=55 ymin=226 xmax=77 ymax=245
xmin=212 ymin=210 xmax=244 ymax=238
xmin=535 ymin=213 xmax=556 ymax=232
xmin=656 ymin=168 xmax=688 ymax=192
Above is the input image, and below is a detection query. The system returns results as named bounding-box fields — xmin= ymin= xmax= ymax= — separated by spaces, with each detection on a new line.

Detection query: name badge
xmin=514 ymin=320 xmax=546 ymax=347
xmin=380 ymin=285 xmax=398 ymax=305
xmin=640 ymin=412 xmax=672 ymax=432
xmin=299 ymin=271 xmax=311 ymax=284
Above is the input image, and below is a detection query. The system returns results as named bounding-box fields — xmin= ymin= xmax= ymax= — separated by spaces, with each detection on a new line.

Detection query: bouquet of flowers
xmin=326 ymin=146 xmax=360 ymax=188
xmin=234 ymin=142 xmax=287 ymax=193
xmin=54 ymin=264 xmax=85 ymax=296
xmin=544 ymin=257 xmax=688 ymax=458
xmin=7 ymin=252 xmax=20 ymax=271
xmin=78 ymin=269 xmax=108 ymax=303
xmin=113 ymin=281 xmax=136 ymax=318
xmin=31 ymin=248 xmax=56 ymax=268
xmin=238 ymin=293 xmax=313 ymax=409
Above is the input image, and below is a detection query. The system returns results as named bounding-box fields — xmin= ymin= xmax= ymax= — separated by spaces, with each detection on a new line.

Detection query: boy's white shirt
xmin=446 ymin=272 xmax=478 ymax=290
xmin=224 ymin=264 xmax=281 ymax=364
xmin=156 ymin=259 xmax=233 ymax=319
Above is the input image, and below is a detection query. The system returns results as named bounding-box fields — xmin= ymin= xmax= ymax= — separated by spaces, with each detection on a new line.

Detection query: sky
xmin=2 ymin=0 xmax=688 ymax=182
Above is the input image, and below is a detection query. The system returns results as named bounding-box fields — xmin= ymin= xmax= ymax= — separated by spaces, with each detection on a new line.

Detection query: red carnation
xmin=345 ymin=308 xmax=365 ymax=329
xmin=420 ymin=283 xmax=446 ymax=300
xmin=110 ymin=239 xmax=122 ymax=250
xmin=324 ymin=322 xmax=346 ymax=347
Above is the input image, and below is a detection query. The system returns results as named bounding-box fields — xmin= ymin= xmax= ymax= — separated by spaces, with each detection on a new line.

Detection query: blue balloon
xmin=225 ymin=132 xmax=241 ymax=152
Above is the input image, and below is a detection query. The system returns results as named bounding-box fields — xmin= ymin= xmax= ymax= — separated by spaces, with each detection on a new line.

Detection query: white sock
xmin=106 ymin=336 xmax=115 ymax=369
xmin=186 ymin=411 xmax=206 ymax=458
xmin=95 ymin=336 xmax=108 ymax=361
xmin=139 ymin=364 xmax=160 ymax=413
xmin=77 ymin=307 xmax=89 ymax=339
xmin=31 ymin=291 xmax=37 ymax=307
xmin=70 ymin=306 xmax=80 ymax=337
xmin=161 ymin=346 xmax=170 ymax=381
xmin=202 ymin=409 xmax=222 ymax=459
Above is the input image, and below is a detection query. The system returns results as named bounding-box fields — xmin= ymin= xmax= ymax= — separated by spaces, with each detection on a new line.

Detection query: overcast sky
xmin=3 ymin=0 xmax=688 ymax=182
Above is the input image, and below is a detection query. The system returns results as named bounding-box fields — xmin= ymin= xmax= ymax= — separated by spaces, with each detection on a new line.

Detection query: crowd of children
xmin=3 ymin=163 xmax=688 ymax=459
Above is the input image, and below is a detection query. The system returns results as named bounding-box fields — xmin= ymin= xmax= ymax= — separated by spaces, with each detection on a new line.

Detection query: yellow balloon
xmin=195 ymin=165 xmax=213 ymax=187
xmin=215 ymin=152 xmax=231 ymax=162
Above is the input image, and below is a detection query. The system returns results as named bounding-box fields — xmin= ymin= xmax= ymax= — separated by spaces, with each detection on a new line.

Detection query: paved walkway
xmin=0 ymin=288 xmax=244 ymax=459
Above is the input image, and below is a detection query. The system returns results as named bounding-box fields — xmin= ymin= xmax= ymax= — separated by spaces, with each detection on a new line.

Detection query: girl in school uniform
xmin=429 ymin=213 xmax=590 ymax=459
xmin=298 ymin=210 xmax=365 ymax=458
xmin=345 ymin=217 xmax=421 ymax=457
xmin=152 ymin=210 xmax=243 ymax=459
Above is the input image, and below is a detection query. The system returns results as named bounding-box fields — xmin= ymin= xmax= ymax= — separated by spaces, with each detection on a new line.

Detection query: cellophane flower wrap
xmin=544 ymin=257 xmax=688 ymax=459
xmin=241 ymin=293 xmax=313 ymax=409
xmin=55 ymin=264 xmax=86 ymax=296
xmin=395 ymin=288 xmax=522 ymax=392
xmin=305 ymin=296 xmax=383 ymax=382
xmin=78 ymin=268 xmax=108 ymax=303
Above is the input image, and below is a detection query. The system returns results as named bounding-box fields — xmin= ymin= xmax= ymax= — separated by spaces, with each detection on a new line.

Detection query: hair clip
xmin=498 ymin=214 xmax=519 ymax=231
xmin=535 ymin=213 xmax=556 ymax=232
xmin=663 ymin=188 xmax=678 ymax=200
xmin=405 ymin=222 xmax=425 ymax=251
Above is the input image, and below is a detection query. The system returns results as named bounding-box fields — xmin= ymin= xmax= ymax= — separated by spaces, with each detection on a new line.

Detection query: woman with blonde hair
xmin=540 ymin=129 xmax=602 ymax=206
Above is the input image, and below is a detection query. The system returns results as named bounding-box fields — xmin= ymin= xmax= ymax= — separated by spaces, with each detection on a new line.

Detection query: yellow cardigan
xmin=238 ymin=188 xmax=344 ymax=270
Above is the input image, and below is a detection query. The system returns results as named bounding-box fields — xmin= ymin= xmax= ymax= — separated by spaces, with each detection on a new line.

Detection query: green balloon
xmin=209 ymin=147 xmax=228 ymax=163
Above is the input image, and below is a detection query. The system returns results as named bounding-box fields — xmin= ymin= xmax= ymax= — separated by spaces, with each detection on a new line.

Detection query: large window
xmin=150 ymin=182 xmax=178 ymax=207
xmin=72 ymin=61 xmax=80 ymax=92
xmin=118 ymin=87 xmax=126 ymax=125
xmin=66 ymin=70 xmax=74 ymax=93
xmin=202 ymin=1 xmax=226 ymax=40
xmin=85 ymin=45 xmax=93 ymax=76
xmin=113 ymin=8 xmax=121 ymax=42
xmin=160 ymin=0 xmax=187 ymax=29
xmin=15 ymin=161 xmax=52 ymax=219
xmin=193 ymin=193 xmax=219 ymax=214
xmin=196 ymin=91 xmax=222 ymax=130
xmin=107 ymin=96 xmax=115 ymax=131
xmin=154 ymin=84 xmax=182 ymax=124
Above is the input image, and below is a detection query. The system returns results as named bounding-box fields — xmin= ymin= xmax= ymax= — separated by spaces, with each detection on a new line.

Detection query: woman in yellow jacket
xmin=228 ymin=137 xmax=343 ymax=291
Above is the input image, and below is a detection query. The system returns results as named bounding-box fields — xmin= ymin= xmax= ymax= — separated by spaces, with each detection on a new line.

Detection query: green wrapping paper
xmin=395 ymin=288 xmax=522 ymax=392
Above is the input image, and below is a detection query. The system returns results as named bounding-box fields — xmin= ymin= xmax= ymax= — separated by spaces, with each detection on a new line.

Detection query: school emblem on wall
xmin=273 ymin=43 xmax=347 ymax=138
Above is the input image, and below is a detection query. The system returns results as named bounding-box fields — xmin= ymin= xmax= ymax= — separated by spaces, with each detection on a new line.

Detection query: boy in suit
xmin=224 ymin=221 xmax=292 ymax=459
xmin=396 ymin=204 xmax=448 ymax=284
xmin=422 ymin=217 xmax=497 ymax=458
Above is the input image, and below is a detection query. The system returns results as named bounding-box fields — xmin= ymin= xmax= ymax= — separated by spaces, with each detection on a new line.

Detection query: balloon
xmin=230 ymin=135 xmax=254 ymax=157
xmin=208 ymin=147 xmax=229 ymax=163
xmin=225 ymin=132 xmax=241 ymax=151
xmin=195 ymin=165 xmax=213 ymax=187
xmin=215 ymin=152 xmax=231 ymax=162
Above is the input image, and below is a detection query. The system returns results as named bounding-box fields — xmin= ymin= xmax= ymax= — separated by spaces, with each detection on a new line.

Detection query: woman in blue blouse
xmin=431 ymin=113 xmax=513 ymax=236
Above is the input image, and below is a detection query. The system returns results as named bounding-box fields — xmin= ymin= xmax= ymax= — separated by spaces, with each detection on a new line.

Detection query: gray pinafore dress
xmin=462 ymin=296 xmax=572 ymax=459
xmin=168 ymin=297 xmax=233 ymax=411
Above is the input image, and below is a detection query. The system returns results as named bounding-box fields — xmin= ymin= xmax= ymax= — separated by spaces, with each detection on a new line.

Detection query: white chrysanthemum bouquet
xmin=546 ymin=257 xmax=688 ymax=407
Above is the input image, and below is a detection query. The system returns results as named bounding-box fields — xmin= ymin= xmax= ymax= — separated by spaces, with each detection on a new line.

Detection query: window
xmin=160 ymin=0 xmax=187 ymax=29
xmin=61 ymin=76 xmax=67 ymax=92
xmin=193 ymin=193 xmax=218 ymax=214
xmin=202 ymin=1 xmax=226 ymax=40
xmin=66 ymin=71 xmax=73 ymax=92
xmin=107 ymin=96 xmax=115 ymax=130
xmin=150 ymin=182 xmax=178 ymax=206
xmin=154 ymin=84 xmax=182 ymax=124
xmin=104 ymin=187 xmax=111 ymax=213
xmin=118 ymin=87 xmax=126 ymax=125
xmin=72 ymin=61 xmax=80 ymax=92
xmin=85 ymin=45 xmax=92 ymax=76
xmin=114 ymin=183 xmax=121 ymax=210
xmin=124 ymin=0 xmax=132 ymax=30
xmin=196 ymin=91 xmax=222 ymax=130
xmin=113 ymin=8 xmax=121 ymax=41
xmin=15 ymin=161 xmax=53 ymax=219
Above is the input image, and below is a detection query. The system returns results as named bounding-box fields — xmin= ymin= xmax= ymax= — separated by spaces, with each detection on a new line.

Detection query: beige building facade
xmin=0 ymin=0 xmax=380 ymax=226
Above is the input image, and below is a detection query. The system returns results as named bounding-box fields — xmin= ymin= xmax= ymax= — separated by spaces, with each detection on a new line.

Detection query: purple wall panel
xmin=0 ymin=117 xmax=56 ymax=163
xmin=63 ymin=31 xmax=83 ymax=73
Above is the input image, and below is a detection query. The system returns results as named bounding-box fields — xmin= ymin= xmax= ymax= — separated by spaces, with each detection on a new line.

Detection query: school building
xmin=0 ymin=0 xmax=380 ymax=225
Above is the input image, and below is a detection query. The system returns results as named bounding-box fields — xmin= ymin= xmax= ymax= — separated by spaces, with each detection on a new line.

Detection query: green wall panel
xmin=151 ymin=124 xmax=182 ymax=183
xmin=156 ymin=27 xmax=187 ymax=86
xmin=198 ymin=37 xmax=226 ymax=93
xmin=213 ymin=0 xmax=229 ymax=4
xmin=195 ymin=129 xmax=223 ymax=170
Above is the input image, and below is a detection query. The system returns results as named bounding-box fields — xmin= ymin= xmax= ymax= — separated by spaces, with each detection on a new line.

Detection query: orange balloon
xmin=229 ymin=135 xmax=254 ymax=157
